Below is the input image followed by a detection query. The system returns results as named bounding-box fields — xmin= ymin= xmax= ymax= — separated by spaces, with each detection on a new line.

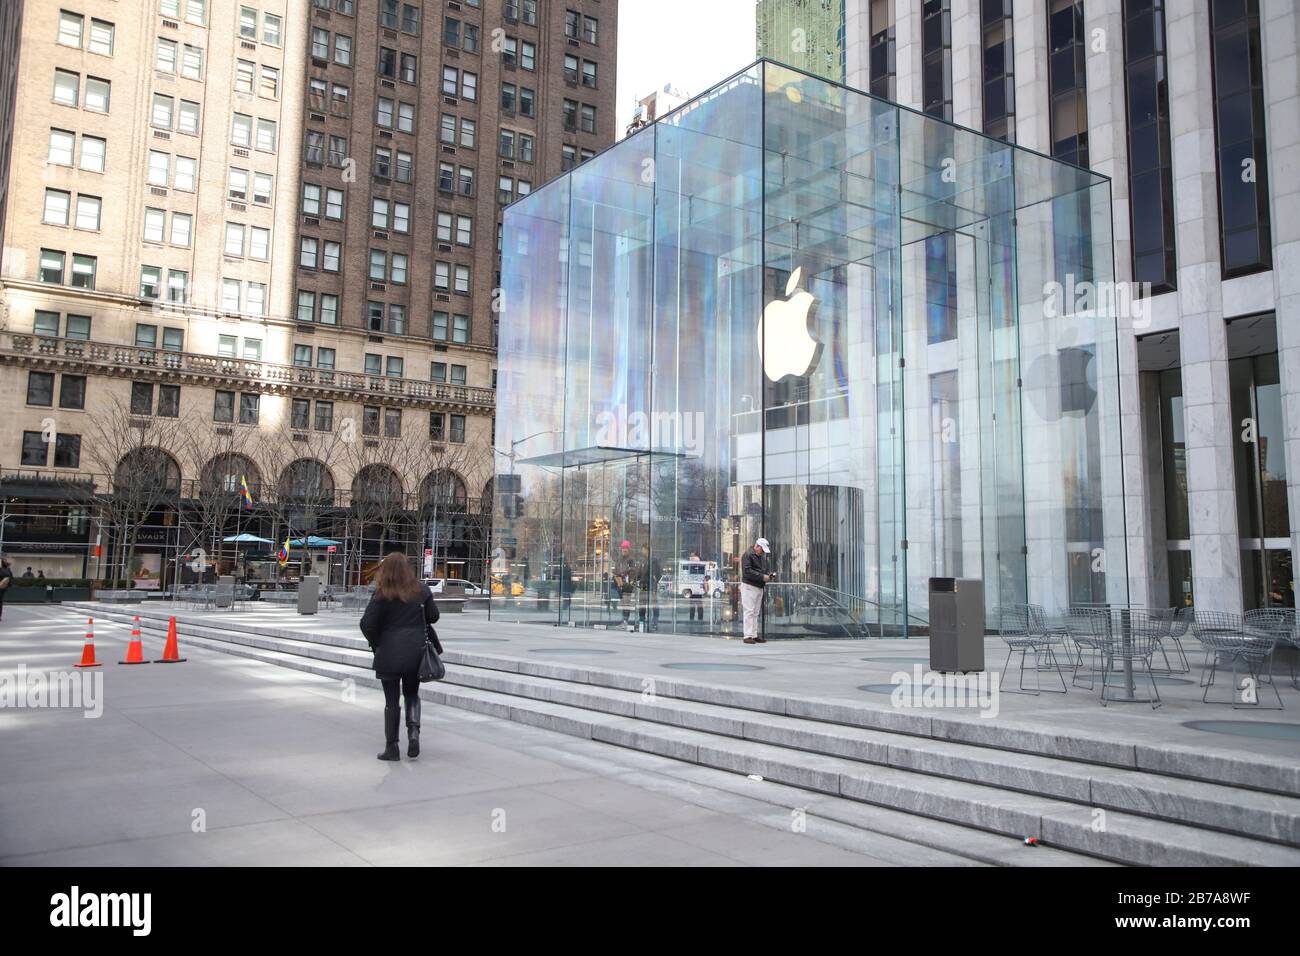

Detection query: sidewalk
xmin=91 ymin=600 xmax=1300 ymax=778
xmin=0 ymin=605 xmax=947 ymax=866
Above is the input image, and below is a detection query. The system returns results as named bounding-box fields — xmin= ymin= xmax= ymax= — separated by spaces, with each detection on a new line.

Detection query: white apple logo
xmin=758 ymin=267 xmax=821 ymax=382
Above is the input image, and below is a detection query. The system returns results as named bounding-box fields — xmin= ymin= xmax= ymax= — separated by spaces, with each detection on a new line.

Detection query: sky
xmin=615 ymin=0 xmax=757 ymax=133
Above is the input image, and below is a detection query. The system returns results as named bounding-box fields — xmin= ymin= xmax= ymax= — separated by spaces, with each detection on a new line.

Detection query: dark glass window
xmin=21 ymin=431 xmax=47 ymax=466
xmin=158 ymin=384 xmax=180 ymax=417
xmin=314 ymin=400 xmax=334 ymax=431
xmin=59 ymin=374 xmax=86 ymax=409
xmin=1047 ymin=0 xmax=1088 ymax=167
xmin=54 ymin=433 xmax=80 ymax=469
xmin=921 ymin=0 xmax=952 ymax=120
xmin=363 ymin=405 xmax=380 ymax=436
xmin=213 ymin=390 xmax=235 ymax=422
xmin=238 ymin=393 xmax=259 ymax=425
xmin=868 ymin=0 xmax=895 ymax=99
xmin=1124 ymin=0 xmax=1176 ymax=293
xmin=26 ymin=371 xmax=55 ymax=406
xmin=130 ymin=381 xmax=153 ymax=416
xmin=291 ymin=398 xmax=311 ymax=430
xmin=981 ymin=0 xmax=1015 ymax=141
xmin=1208 ymin=0 xmax=1272 ymax=277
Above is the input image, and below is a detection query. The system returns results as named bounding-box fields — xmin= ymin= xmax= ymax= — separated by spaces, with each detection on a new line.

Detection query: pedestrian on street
xmin=0 ymin=557 xmax=12 ymax=621
xmin=614 ymin=540 xmax=636 ymax=630
xmin=359 ymin=552 xmax=440 ymax=761
xmin=741 ymin=537 xmax=772 ymax=644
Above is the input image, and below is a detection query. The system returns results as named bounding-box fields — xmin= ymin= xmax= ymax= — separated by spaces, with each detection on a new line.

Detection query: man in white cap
xmin=740 ymin=537 xmax=772 ymax=644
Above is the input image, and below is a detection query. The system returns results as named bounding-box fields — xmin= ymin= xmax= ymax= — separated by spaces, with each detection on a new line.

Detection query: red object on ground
xmin=74 ymin=617 xmax=102 ymax=668
xmin=155 ymin=616 xmax=187 ymax=663
xmin=119 ymin=615 xmax=150 ymax=665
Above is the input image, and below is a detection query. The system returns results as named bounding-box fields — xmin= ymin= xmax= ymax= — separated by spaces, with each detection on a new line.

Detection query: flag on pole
xmin=277 ymin=536 xmax=290 ymax=566
xmin=239 ymin=475 xmax=254 ymax=509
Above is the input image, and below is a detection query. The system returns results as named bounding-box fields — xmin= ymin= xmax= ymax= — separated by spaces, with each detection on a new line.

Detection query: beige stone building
xmin=0 ymin=0 xmax=617 ymax=585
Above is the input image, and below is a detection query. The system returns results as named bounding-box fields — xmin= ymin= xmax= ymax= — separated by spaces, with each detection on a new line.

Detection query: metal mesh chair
xmin=1062 ymin=606 xmax=1112 ymax=689
xmin=1192 ymin=610 xmax=1284 ymax=710
xmin=997 ymin=604 xmax=1068 ymax=695
xmin=1098 ymin=609 xmax=1165 ymax=709
xmin=1244 ymin=607 xmax=1294 ymax=688
xmin=1146 ymin=605 xmax=1192 ymax=674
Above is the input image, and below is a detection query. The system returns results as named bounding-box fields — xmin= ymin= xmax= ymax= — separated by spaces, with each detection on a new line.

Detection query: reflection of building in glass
xmin=757 ymin=0 xmax=845 ymax=83
xmin=493 ymin=60 xmax=1127 ymax=639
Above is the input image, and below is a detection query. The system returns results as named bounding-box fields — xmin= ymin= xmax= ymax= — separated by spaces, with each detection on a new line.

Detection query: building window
xmin=1123 ymin=0 xmax=1176 ymax=293
xmin=362 ymin=405 xmax=380 ymax=436
xmin=429 ymin=412 xmax=445 ymax=441
xmin=1047 ymin=0 xmax=1089 ymax=167
xmin=922 ymin=0 xmax=952 ymax=120
xmin=213 ymin=390 xmax=235 ymax=423
xmin=239 ymin=393 xmax=260 ymax=425
xmin=60 ymin=374 xmax=86 ymax=410
xmin=21 ymin=431 xmax=48 ymax=467
xmin=131 ymin=381 xmax=154 ymax=416
xmin=450 ymin=415 xmax=465 ymax=443
xmin=54 ymin=433 xmax=81 ymax=469
xmin=40 ymin=249 xmax=65 ymax=284
xmin=1208 ymin=0 xmax=1272 ymax=276
xmin=384 ymin=407 xmax=402 ymax=438
xmin=982 ymin=0 xmax=1015 ymax=141
xmin=314 ymin=401 xmax=334 ymax=431
xmin=26 ymin=371 xmax=55 ymax=407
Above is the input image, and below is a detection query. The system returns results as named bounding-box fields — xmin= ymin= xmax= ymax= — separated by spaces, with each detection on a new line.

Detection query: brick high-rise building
xmin=0 ymin=0 xmax=617 ymax=586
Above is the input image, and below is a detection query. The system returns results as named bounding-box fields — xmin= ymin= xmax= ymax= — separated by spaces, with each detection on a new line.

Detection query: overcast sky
xmin=615 ymin=0 xmax=757 ymax=133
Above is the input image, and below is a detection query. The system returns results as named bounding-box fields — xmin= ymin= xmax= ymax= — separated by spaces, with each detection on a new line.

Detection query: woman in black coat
xmin=359 ymin=552 xmax=440 ymax=761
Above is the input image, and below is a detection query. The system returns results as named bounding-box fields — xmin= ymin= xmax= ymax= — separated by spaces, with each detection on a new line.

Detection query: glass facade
xmin=492 ymin=61 xmax=1126 ymax=638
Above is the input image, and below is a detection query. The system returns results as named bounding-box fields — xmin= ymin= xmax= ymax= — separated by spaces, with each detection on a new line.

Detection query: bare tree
xmin=254 ymin=413 xmax=349 ymax=582
xmin=82 ymin=393 xmax=185 ymax=585
xmin=173 ymin=410 xmax=260 ymax=577
xmin=343 ymin=425 xmax=416 ymax=569
xmin=408 ymin=429 xmax=485 ymax=580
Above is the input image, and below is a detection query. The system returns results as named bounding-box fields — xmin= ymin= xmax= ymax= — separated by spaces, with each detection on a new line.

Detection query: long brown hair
xmin=372 ymin=552 xmax=423 ymax=602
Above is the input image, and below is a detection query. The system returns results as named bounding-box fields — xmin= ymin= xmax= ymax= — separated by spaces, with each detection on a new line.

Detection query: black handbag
xmin=418 ymin=592 xmax=446 ymax=682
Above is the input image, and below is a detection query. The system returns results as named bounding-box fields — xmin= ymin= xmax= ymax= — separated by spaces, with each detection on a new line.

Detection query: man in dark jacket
xmin=740 ymin=537 xmax=771 ymax=643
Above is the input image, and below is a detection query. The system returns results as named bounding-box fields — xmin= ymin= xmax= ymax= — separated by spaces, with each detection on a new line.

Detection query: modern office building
xmin=757 ymin=0 xmax=846 ymax=83
xmin=0 ymin=0 xmax=616 ymax=585
xmin=844 ymin=0 xmax=1298 ymax=616
xmin=492 ymin=59 xmax=1126 ymax=638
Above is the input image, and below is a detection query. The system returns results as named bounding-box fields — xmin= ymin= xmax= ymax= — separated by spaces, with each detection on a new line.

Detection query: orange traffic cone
xmin=74 ymin=617 xmax=102 ymax=668
xmin=119 ymin=615 xmax=150 ymax=665
xmin=155 ymin=616 xmax=186 ymax=663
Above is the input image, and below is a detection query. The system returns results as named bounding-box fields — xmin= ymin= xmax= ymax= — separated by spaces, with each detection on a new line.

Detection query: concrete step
xmin=79 ymin=602 xmax=1300 ymax=800
xmin=80 ymin=604 xmax=1300 ymax=863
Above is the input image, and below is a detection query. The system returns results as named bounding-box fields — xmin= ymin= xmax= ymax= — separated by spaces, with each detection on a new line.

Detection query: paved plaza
xmin=4 ymin=600 xmax=1300 ymax=866
xmin=0 ymin=604 xmax=997 ymax=866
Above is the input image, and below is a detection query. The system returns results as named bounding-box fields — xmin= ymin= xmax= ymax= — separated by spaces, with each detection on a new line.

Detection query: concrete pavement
xmin=1 ymin=604 xmax=988 ymax=866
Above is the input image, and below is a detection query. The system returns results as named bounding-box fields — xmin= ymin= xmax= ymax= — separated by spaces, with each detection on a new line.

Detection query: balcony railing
xmin=1 ymin=332 xmax=495 ymax=410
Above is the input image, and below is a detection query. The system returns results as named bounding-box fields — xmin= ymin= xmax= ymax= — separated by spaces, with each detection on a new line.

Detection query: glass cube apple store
xmin=491 ymin=60 xmax=1127 ymax=638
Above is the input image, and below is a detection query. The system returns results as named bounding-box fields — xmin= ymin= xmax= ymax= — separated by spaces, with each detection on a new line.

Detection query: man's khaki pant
xmin=741 ymin=583 xmax=763 ymax=640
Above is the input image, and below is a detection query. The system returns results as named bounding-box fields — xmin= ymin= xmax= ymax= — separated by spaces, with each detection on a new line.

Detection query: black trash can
xmin=929 ymin=577 xmax=985 ymax=673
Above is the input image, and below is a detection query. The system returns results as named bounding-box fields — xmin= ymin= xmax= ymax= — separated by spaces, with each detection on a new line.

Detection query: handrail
xmin=0 ymin=332 xmax=496 ymax=408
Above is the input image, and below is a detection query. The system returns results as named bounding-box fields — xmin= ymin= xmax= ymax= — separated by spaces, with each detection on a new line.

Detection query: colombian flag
xmin=277 ymin=536 xmax=290 ymax=567
xmin=239 ymin=475 xmax=254 ymax=509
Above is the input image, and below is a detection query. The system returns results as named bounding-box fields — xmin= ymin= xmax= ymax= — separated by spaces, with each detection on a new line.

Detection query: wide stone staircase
xmin=70 ymin=603 xmax=1300 ymax=867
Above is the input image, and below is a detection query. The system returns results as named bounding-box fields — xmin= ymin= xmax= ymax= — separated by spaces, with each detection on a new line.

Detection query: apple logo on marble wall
xmin=759 ymin=267 xmax=822 ymax=382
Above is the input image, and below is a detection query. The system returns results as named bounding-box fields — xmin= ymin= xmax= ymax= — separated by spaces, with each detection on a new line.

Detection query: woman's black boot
xmin=377 ymin=706 xmax=401 ymax=761
xmin=405 ymin=697 xmax=421 ymax=758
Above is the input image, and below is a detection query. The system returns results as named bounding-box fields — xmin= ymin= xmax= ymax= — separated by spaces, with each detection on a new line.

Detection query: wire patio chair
xmin=1192 ymin=610 xmax=1284 ymax=710
xmin=1098 ymin=609 xmax=1165 ymax=709
xmin=1244 ymin=607 xmax=1295 ymax=688
xmin=1146 ymin=605 xmax=1192 ymax=674
xmin=1063 ymin=606 xmax=1110 ymax=689
xmin=997 ymin=604 xmax=1068 ymax=695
